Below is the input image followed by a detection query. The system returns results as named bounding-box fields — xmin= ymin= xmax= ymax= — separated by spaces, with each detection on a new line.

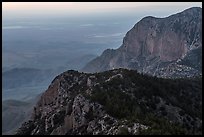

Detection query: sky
xmin=2 ymin=2 xmax=202 ymax=17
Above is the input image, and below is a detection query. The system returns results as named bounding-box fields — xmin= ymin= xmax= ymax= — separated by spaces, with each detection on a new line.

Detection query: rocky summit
xmin=83 ymin=7 xmax=202 ymax=78
xmin=15 ymin=69 xmax=202 ymax=135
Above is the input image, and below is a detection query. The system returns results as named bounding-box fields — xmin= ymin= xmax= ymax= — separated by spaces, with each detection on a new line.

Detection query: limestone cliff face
xmin=83 ymin=7 xmax=202 ymax=78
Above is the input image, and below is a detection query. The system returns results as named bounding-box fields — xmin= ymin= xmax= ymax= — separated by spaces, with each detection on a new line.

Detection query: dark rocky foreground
xmin=15 ymin=69 xmax=202 ymax=135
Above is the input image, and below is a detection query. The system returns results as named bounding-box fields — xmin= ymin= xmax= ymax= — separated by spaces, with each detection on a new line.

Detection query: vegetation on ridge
xmin=87 ymin=69 xmax=202 ymax=135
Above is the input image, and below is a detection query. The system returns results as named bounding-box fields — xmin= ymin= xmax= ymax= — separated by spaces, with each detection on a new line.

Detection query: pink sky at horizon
xmin=3 ymin=2 xmax=201 ymax=11
xmin=2 ymin=2 xmax=202 ymax=17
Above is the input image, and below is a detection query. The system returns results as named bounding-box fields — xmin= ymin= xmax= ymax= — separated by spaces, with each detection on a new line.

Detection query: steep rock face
xmin=83 ymin=7 xmax=202 ymax=78
xmin=15 ymin=69 xmax=202 ymax=135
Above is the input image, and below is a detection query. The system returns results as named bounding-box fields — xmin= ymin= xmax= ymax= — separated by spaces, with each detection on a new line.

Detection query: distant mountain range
xmin=2 ymin=68 xmax=54 ymax=89
xmin=2 ymin=95 xmax=40 ymax=135
xmin=83 ymin=7 xmax=202 ymax=78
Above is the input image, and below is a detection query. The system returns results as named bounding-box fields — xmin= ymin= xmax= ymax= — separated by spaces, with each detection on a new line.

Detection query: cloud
xmin=2 ymin=26 xmax=27 ymax=29
xmin=88 ymin=33 xmax=124 ymax=38
xmin=79 ymin=24 xmax=94 ymax=27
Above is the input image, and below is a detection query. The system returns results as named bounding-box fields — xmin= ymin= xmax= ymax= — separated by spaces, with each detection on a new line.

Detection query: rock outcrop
xmin=15 ymin=70 xmax=149 ymax=135
xmin=15 ymin=69 xmax=202 ymax=135
xmin=82 ymin=7 xmax=202 ymax=78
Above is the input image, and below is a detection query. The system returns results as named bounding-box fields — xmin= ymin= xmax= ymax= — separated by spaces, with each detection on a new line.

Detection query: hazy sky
xmin=3 ymin=2 xmax=202 ymax=17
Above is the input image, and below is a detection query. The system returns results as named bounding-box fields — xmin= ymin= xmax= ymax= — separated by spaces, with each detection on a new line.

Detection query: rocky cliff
xmin=15 ymin=69 xmax=202 ymax=135
xmin=82 ymin=7 xmax=202 ymax=78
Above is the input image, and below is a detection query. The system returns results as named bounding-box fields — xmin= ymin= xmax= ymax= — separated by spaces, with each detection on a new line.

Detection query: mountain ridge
xmin=82 ymin=7 xmax=202 ymax=78
xmin=15 ymin=69 xmax=202 ymax=135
